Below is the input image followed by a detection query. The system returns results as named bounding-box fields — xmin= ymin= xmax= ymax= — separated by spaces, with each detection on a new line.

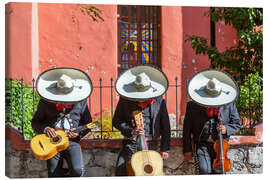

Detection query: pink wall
xmin=161 ymin=6 xmax=183 ymax=120
xmin=161 ymin=6 xmax=215 ymax=123
xmin=37 ymin=3 xmax=118 ymax=115
xmin=181 ymin=7 xmax=211 ymax=123
xmin=5 ymin=3 xmax=237 ymax=120
xmin=5 ymin=3 xmax=32 ymax=82
xmin=215 ymin=20 xmax=238 ymax=52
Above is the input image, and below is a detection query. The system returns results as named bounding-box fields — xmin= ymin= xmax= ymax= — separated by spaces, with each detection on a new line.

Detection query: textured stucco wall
xmin=5 ymin=3 xmax=237 ymax=118
xmin=38 ymin=3 xmax=118 ymax=116
xmin=5 ymin=3 xmax=33 ymax=82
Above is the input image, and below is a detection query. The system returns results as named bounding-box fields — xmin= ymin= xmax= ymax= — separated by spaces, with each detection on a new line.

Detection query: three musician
xmin=31 ymin=66 xmax=241 ymax=177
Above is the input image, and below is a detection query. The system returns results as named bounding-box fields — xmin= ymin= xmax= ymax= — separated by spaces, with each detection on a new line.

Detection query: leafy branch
xmin=185 ymin=8 xmax=263 ymax=129
xmin=185 ymin=8 xmax=263 ymax=83
xmin=79 ymin=5 xmax=104 ymax=22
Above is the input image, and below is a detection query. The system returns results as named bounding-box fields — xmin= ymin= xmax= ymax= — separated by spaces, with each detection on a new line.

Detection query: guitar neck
xmin=73 ymin=122 xmax=98 ymax=134
xmin=73 ymin=125 xmax=88 ymax=134
xmin=138 ymin=134 xmax=148 ymax=150
xmin=218 ymin=132 xmax=225 ymax=173
xmin=132 ymin=110 xmax=149 ymax=150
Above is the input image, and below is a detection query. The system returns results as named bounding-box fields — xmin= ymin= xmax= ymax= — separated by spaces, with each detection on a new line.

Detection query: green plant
xmin=5 ymin=78 xmax=40 ymax=140
xmin=79 ymin=5 xmax=104 ymax=22
xmin=91 ymin=110 xmax=123 ymax=139
xmin=185 ymin=8 xmax=263 ymax=84
xmin=236 ymin=72 xmax=263 ymax=126
xmin=185 ymin=8 xmax=263 ymax=134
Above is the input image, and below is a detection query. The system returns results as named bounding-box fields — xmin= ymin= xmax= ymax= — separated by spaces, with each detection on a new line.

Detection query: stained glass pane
xmin=121 ymin=7 xmax=128 ymax=16
xmin=118 ymin=6 xmax=160 ymax=72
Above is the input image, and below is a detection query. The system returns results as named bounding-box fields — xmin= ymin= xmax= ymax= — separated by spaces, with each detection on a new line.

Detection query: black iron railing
xmin=5 ymin=75 xmax=262 ymax=140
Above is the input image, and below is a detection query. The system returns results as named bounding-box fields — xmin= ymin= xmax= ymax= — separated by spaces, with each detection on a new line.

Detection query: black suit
xmin=112 ymin=96 xmax=171 ymax=176
xmin=31 ymin=99 xmax=92 ymax=177
xmin=182 ymin=101 xmax=241 ymax=174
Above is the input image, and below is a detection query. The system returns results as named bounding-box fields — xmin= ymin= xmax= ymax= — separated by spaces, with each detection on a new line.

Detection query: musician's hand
xmin=133 ymin=128 xmax=145 ymax=136
xmin=66 ymin=128 xmax=79 ymax=139
xmin=45 ymin=127 xmax=57 ymax=138
xmin=184 ymin=152 xmax=192 ymax=161
xmin=217 ymin=124 xmax=227 ymax=134
xmin=160 ymin=152 xmax=169 ymax=160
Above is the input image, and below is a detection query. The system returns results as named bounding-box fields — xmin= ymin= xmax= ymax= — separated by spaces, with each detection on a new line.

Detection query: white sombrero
xmin=36 ymin=67 xmax=93 ymax=104
xmin=115 ymin=65 xmax=169 ymax=101
xmin=188 ymin=69 xmax=239 ymax=107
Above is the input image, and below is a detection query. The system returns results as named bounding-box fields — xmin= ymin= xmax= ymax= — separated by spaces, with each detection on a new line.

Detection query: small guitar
xmin=127 ymin=110 xmax=164 ymax=176
xmin=30 ymin=121 xmax=99 ymax=160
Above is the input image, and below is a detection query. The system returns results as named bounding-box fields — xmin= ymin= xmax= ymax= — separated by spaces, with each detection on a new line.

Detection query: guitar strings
xmin=139 ymin=113 xmax=153 ymax=174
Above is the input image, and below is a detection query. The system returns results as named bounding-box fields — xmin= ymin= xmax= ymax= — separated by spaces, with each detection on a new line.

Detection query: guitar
xmin=30 ymin=121 xmax=99 ymax=160
xmin=127 ymin=110 xmax=164 ymax=176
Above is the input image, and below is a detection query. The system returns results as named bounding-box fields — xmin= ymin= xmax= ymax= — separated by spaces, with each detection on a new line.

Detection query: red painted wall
xmin=5 ymin=3 xmax=237 ymax=120
xmin=181 ymin=7 xmax=211 ymax=123
xmin=161 ymin=6 xmax=183 ymax=121
xmin=5 ymin=3 xmax=32 ymax=82
xmin=38 ymin=3 xmax=118 ymax=115
xmin=215 ymin=20 xmax=238 ymax=52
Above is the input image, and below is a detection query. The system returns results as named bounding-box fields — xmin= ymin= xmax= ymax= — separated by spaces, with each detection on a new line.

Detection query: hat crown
xmin=133 ymin=72 xmax=151 ymax=91
xmin=205 ymin=78 xmax=221 ymax=97
xmin=56 ymin=74 xmax=74 ymax=94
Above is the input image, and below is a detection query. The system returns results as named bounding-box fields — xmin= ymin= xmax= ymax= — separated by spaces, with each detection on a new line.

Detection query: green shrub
xmin=91 ymin=110 xmax=123 ymax=139
xmin=236 ymin=72 xmax=263 ymax=128
xmin=5 ymin=78 xmax=40 ymax=140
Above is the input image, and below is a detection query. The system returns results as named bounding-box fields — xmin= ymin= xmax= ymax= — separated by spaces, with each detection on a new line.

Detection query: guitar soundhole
xmin=50 ymin=135 xmax=62 ymax=144
xmin=144 ymin=164 xmax=153 ymax=174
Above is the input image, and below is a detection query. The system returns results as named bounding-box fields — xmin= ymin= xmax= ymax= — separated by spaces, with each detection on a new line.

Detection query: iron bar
xmin=32 ymin=78 xmax=35 ymax=113
xmin=20 ymin=78 xmax=24 ymax=137
xmin=5 ymin=76 xmax=262 ymax=139
xmin=100 ymin=78 xmax=103 ymax=139
xmin=110 ymin=77 xmax=114 ymax=131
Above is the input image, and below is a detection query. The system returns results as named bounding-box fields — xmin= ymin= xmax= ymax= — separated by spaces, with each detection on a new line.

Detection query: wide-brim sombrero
xmin=188 ymin=69 xmax=239 ymax=107
xmin=115 ymin=65 xmax=169 ymax=101
xmin=36 ymin=67 xmax=93 ymax=104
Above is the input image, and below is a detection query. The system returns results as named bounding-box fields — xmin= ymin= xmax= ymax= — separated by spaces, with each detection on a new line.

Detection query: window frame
xmin=117 ymin=5 xmax=161 ymax=74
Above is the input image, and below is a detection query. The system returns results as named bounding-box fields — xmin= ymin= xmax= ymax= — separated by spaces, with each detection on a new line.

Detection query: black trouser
xmin=47 ymin=140 xmax=84 ymax=177
xmin=115 ymin=139 xmax=158 ymax=176
xmin=196 ymin=142 xmax=217 ymax=174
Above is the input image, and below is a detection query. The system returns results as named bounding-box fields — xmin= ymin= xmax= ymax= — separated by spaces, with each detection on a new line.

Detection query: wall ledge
xmin=5 ymin=123 xmax=263 ymax=151
xmin=229 ymin=123 xmax=263 ymax=146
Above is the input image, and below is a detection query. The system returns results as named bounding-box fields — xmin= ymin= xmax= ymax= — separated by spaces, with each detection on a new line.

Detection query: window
xmin=117 ymin=5 xmax=161 ymax=73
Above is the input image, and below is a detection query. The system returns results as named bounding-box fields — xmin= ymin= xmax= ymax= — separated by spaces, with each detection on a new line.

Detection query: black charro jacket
xmin=31 ymin=98 xmax=92 ymax=141
xmin=112 ymin=96 xmax=171 ymax=152
xmin=182 ymin=100 xmax=241 ymax=153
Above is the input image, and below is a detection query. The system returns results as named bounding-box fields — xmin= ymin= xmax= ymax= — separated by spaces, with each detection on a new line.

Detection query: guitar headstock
xmin=132 ymin=110 xmax=143 ymax=129
xmin=86 ymin=121 xmax=100 ymax=130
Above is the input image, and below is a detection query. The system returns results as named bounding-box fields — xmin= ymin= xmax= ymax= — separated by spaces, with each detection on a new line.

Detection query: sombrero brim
xmin=188 ymin=69 xmax=239 ymax=107
xmin=115 ymin=65 xmax=169 ymax=101
xmin=36 ymin=68 xmax=93 ymax=104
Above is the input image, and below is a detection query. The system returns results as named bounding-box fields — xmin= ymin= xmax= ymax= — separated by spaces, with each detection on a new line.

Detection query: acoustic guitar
xmin=127 ymin=110 xmax=164 ymax=176
xmin=30 ymin=121 xmax=99 ymax=160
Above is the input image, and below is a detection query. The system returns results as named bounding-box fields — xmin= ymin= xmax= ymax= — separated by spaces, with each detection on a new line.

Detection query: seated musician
xmin=182 ymin=69 xmax=241 ymax=174
xmin=112 ymin=65 xmax=171 ymax=176
xmin=31 ymin=68 xmax=92 ymax=177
